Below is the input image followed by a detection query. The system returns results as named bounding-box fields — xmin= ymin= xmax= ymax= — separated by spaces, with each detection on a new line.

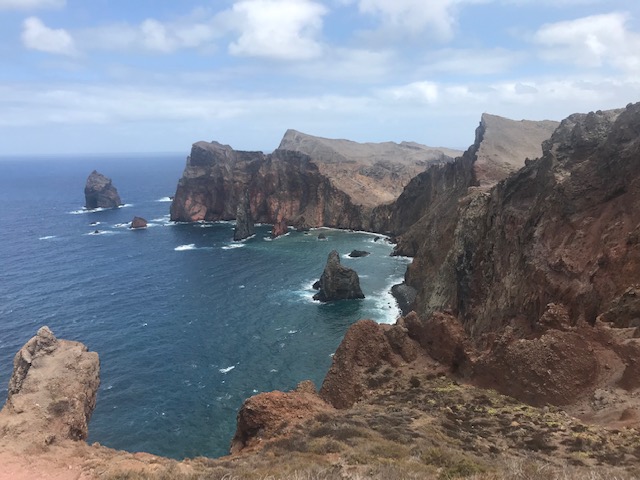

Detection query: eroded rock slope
xmin=170 ymin=132 xmax=460 ymax=229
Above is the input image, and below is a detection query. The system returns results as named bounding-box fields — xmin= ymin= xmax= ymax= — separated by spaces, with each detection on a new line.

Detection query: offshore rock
xmin=233 ymin=192 xmax=255 ymax=241
xmin=0 ymin=327 xmax=100 ymax=443
xmin=313 ymin=250 xmax=364 ymax=302
xmin=348 ymin=249 xmax=370 ymax=258
xmin=84 ymin=170 xmax=121 ymax=209
xmin=130 ymin=216 xmax=148 ymax=229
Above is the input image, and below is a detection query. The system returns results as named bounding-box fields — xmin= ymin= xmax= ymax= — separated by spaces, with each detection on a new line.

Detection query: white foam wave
xmin=156 ymin=197 xmax=173 ymax=202
xmin=69 ymin=207 xmax=107 ymax=215
xmin=270 ymin=232 xmax=291 ymax=240
xmin=85 ymin=230 xmax=118 ymax=236
xmin=222 ymin=243 xmax=245 ymax=250
xmin=371 ymin=273 xmax=406 ymax=325
xmin=175 ymin=244 xmax=197 ymax=251
xmin=151 ymin=215 xmax=170 ymax=223
xmin=113 ymin=223 xmax=129 ymax=228
xmin=219 ymin=366 xmax=235 ymax=374
xmin=39 ymin=235 xmax=56 ymax=240
xmin=288 ymin=330 xmax=298 ymax=334
xmin=119 ymin=204 xmax=133 ymax=209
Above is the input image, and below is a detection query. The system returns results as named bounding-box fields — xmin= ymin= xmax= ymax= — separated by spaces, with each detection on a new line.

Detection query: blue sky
xmin=1 ymin=0 xmax=639 ymax=155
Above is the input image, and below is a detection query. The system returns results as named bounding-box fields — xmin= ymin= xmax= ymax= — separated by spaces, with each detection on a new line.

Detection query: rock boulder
xmin=130 ymin=216 xmax=148 ymax=229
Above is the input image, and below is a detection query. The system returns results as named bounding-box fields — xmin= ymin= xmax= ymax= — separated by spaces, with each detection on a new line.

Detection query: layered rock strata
xmin=313 ymin=250 xmax=364 ymax=302
xmin=84 ymin=170 xmax=121 ymax=209
xmin=170 ymin=132 xmax=460 ymax=230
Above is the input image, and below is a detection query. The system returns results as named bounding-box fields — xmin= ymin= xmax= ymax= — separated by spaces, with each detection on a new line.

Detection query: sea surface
xmin=0 ymin=154 xmax=410 ymax=459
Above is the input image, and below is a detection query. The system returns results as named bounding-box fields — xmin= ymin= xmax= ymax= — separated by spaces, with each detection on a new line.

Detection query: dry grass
xmin=94 ymin=376 xmax=640 ymax=480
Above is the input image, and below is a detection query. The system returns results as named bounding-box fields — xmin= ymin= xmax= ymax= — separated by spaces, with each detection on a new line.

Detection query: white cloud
xmin=384 ymin=81 xmax=440 ymax=103
xmin=348 ymin=0 xmax=456 ymax=40
xmin=533 ymin=12 xmax=640 ymax=72
xmin=77 ymin=17 xmax=219 ymax=53
xmin=420 ymin=48 xmax=523 ymax=75
xmin=227 ymin=0 xmax=327 ymax=60
xmin=0 ymin=0 xmax=64 ymax=9
xmin=21 ymin=16 xmax=76 ymax=55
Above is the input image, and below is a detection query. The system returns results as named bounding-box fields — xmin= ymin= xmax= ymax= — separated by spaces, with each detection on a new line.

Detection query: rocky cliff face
xmin=84 ymin=170 xmax=121 ymax=209
xmin=279 ymin=129 xmax=461 ymax=208
xmin=233 ymin=192 xmax=255 ymax=241
xmin=170 ymin=132 xmax=461 ymax=230
xmin=170 ymin=142 xmax=366 ymax=229
xmin=0 ymin=327 xmax=100 ymax=444
xmin=372 ymin=114 xmax=559 ymax=250
xmin=410 ymin=105 xmax=639 ymax=338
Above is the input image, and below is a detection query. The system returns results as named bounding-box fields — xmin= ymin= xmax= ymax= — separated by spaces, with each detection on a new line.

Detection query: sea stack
xmin=233 ymin=193 xmax=255 ymax=241
xmin=271 ymin=215 xmax=288 ymax=239
xmin=84 ymin=170 xmax=121 ymax=209
xmin=130 ymin=216 xmax=148 ymax=229
xmin=313 ymin=250 xmax=365 ymax=302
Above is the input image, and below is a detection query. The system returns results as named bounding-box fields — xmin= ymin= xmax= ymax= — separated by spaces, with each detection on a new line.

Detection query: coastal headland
xmin=3 ymin=104 xmax=640 ymax=479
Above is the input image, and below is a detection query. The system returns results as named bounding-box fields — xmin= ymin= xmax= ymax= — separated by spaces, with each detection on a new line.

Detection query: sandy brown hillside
xmin=279 ymin=129 xmax=462 ymax=207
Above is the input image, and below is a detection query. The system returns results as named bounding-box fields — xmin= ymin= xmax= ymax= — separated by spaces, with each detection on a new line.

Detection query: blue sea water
xmin=0 ymin=154 xmax=410 ymax=459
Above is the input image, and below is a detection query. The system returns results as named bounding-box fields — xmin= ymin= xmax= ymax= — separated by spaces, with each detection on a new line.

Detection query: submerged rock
xmin=130 ymin=216 xmax=148 ymax=229
xmin=348 ymin=249 xmax=370 ymax=258
xmin=84 ymin=170 xmax=121 ymax=209
xmin=313 ymin=250 xmax=364 ymax=302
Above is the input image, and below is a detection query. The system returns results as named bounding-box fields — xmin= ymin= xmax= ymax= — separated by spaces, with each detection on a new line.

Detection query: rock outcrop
xmin=130 ymin=216 xmax=148 ymax=229
xmin=313 ymin=250 xmax=365 ymax=302
xmin=233 ymin=192 xmax=255 ymax=241
xmin=348 ymin=249 xmax=370 ymax=258
xmin=345 ymin=103 xmax=640 ymax=410
xmin=408 ymin=105 xmax=639 ymax=338
xmin=0 ymin=327 xmax=100 ymax=444
xmin=371 ymin=113 xmax=559 ymax=250
xmin=230 ymin=381 xmax=332 ymax=454
xmin=271 ymin=215 xmax=288 ymax=238
xmin=84 ymin=170 xmax=121 ymax=209
xmin=170 ymin=132 xmax=461 ymax=230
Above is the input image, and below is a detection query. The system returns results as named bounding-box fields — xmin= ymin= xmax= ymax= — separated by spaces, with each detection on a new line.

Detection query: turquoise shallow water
xmin=0 ymin=154 xmax=409 ymax=459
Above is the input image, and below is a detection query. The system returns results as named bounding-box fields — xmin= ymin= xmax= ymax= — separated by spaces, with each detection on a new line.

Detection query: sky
xmin=1 ymin=0 xmax=639 ymax=155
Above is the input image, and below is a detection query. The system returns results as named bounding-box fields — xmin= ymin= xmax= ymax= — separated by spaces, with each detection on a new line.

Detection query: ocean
xmin=0 ymin=154 xmax=410 ymax=459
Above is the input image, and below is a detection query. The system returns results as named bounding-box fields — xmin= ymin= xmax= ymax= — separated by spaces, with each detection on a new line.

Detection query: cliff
xmin=0 ymin=326 xmax=99 ymax=450
xmin=371 ymin=114 xmax=559 ymax=249
xmin=170 ymin=132 xmax=461 ymax=230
